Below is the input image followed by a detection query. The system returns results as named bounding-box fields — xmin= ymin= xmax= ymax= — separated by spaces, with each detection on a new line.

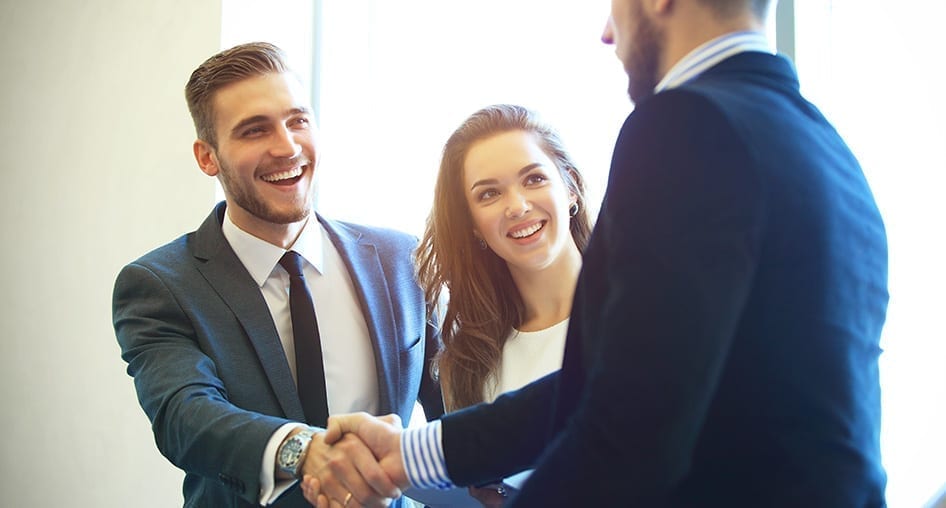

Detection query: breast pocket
xmin=399 ymin=335 xmax=425 ymax=388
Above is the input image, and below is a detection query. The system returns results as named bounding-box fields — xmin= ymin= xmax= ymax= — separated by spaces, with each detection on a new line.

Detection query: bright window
xmin=793 ymin=2 xmax=946 ymax=506
xmin=315 ymin=0 xmax=629 ymax=236
xmin=222 ymin=2 xmax=946 ymax=505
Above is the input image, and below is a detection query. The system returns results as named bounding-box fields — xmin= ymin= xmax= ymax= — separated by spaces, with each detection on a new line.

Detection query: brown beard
xmin=216 ymin=157 xmax=312 ymax=225
xmin=626 ymin=1 xmax=664 ymax=103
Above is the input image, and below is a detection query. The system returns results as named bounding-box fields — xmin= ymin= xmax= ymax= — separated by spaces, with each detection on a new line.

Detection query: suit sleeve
xmin=113 ymin=262 xmax=289 ymax=503
xmin=508 ymin=92 xmax=767 ymax=505
xmin=440 ymin=372 xmax=559 ymax=486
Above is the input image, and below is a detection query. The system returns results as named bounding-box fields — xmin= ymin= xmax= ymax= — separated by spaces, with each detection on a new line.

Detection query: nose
xmin=504 ymin=192 xmax=531 ymax=219
xmin=602 ymin=16 xmax=615 ymax=44
xmin=270 ymin=125 xmax=302 ymax=159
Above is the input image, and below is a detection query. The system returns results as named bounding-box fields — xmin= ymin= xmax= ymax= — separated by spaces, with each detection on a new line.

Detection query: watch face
xmin=280 ymin=438 xmax=303 ymax=467
xmin=279 ymin=430 xmax=315 ymax=475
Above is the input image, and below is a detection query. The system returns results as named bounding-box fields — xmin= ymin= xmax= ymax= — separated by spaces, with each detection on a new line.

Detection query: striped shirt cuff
xmin=401 ymin=420 xmax=454 ymax=489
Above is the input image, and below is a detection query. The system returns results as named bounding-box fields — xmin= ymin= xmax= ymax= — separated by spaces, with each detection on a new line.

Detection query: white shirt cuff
xmin=259 ymin=423 xmax=308 ymax=505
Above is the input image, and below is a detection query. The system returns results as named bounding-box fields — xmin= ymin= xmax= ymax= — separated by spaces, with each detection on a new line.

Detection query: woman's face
xmin=462 ymin=130 xmax=578 ymax=275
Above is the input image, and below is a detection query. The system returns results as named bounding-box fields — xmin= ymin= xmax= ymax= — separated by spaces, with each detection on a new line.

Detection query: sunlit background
xmin=217 ymin=1 xmax=946 ymax=506
xmin=8 ymin=0 xmax=941 ymax=505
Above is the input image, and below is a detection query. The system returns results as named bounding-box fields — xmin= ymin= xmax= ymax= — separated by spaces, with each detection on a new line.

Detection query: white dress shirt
xmin=221 ymin=211 xmax=379 ymax=504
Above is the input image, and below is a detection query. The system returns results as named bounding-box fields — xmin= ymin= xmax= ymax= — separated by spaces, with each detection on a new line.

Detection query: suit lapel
xmin=318 ymin=216 xmax=400 ymax=414
xmin=192 ymin=203 xmax=305 ymax=421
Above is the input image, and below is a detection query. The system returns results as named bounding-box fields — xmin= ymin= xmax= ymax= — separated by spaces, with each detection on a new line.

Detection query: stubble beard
xmin=217 ymin=158 xmax=312 ymax=225
xmin=626 ymin=5 xmax=664 ymax=104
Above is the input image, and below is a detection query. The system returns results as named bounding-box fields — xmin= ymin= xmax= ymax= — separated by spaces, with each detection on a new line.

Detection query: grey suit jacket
xmin=113 ymin=202 xmax=443 ymax=507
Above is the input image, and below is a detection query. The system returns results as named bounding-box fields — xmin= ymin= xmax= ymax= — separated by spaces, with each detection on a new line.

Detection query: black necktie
xmin=278 ymin=251 xmax=329 ymax=426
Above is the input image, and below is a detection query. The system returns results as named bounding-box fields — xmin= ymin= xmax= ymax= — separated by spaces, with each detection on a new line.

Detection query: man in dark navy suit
xmin=307 ymin=1 xmax=889 ymax=506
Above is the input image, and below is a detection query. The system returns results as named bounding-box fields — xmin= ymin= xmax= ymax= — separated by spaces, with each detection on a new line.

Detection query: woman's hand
xmin=468 ymin=483 xmax=508 ymax=508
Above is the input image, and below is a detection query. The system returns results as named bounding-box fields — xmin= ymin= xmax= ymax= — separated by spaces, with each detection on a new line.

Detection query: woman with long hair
xmin=415 ymin=103 xmax=593 ymax=506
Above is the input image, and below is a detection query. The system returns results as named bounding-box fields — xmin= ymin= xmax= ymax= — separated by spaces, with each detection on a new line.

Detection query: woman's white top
xmin=485 ymin=318 xmax=569 ymax=402
xmin=482 ymin=318 xmax=569 ymax=490
xmin=404 ymin=319 xmax=569 ymax=507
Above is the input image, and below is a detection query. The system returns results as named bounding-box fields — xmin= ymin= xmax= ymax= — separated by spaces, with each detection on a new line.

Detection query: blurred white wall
xmin=0 ymin=1 xmax=220 ymax=505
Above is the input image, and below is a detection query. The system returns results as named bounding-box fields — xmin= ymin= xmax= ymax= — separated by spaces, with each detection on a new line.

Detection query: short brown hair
xmin=184 ymin=42 xmax=291 ymax=148
xmin=698 ymin=0 xmax=771 ymax=20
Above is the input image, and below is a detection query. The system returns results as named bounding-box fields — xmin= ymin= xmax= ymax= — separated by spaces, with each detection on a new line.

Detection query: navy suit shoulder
xmin=443 ymin=52 xmax=888 ymax=507
xmin=553 ymin=52 xmax=885 ymax=506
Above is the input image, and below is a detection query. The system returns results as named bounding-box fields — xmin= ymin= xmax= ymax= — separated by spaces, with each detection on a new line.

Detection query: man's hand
xmin=301 ymin=413 xmax=408 ymax=507
xmin=324 ymin=412 xmax=408 ymax=487
xmin=299 ymin=424 xmax=400 ymax=508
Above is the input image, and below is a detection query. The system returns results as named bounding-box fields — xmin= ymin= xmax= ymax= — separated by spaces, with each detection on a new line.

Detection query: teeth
xmin=261 ymin=166 xmax=304 ymax=182
xmin=510 ymin=222 xmax=543 ymax=239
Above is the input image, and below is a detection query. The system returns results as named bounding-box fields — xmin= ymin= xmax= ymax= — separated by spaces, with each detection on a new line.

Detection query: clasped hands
xmin=299 ymin=412 xmax=407 ymax=508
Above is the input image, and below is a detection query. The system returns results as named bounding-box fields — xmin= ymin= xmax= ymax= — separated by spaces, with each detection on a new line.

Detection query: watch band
xmin=278 ymin=427 xmax=316 ymax=479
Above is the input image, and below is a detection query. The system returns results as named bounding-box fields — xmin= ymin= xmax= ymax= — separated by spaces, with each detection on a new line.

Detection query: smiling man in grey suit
xmin=112 ymin=42 xmax=443 ymax=507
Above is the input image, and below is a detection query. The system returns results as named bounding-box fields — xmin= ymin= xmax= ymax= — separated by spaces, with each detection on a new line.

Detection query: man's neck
xmin=659 ymin=7 xmax=763 ymax=81
xmin=226 ymin=205 xmax=309 ymax=249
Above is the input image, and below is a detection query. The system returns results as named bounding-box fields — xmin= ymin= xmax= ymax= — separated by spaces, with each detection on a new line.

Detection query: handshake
xmin=298 ymin=412 xmax=411 ymax=508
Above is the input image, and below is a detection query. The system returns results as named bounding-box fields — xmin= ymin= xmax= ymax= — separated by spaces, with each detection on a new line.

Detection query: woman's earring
xmin=478 ymin=238 xmax=488 ymax=250
xmin=569 ymin=202 xmax=579 ymax=217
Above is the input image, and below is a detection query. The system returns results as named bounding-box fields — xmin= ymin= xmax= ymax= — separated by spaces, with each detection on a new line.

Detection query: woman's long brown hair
xmin=415 ymin=104 xmax=593 ymax=411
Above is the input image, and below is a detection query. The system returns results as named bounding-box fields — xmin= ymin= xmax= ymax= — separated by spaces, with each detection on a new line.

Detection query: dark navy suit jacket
xmin=113 ymin=202 xmax=443 ymax=507
xmin=440 ymin=52 xmax=888 ymax=507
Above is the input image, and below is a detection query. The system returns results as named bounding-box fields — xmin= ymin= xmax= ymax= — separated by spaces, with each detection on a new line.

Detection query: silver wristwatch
xmin=277 ymin=428 xmax=316 ymax=479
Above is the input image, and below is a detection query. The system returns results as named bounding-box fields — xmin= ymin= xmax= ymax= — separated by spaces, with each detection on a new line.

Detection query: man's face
xmin=197 ymin=72 xmax=319 ymax=232
xmin=602 ymin=0 xmax=665 ymax=103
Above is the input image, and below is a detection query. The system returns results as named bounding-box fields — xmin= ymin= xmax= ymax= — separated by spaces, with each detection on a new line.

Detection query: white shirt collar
xmin=222 ymin=210 xmax=326 ymax=288
xmin=655 ymin=31 xmax=774 ymax=93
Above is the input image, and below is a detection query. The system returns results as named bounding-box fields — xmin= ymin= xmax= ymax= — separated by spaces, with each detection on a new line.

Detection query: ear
xmin=194 ymin=139 xmax=220 ymax=177
xmin=565 ymin=168 xmax=580 ymax=205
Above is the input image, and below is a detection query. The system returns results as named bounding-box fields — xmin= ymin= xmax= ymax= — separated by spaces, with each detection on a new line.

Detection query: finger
xmin=342 ymin=434 xmax=401 ymax=499
xmin=331 ymin=434 xmax=400 ymax=500
xmin=304 ymin=436 xmax=359 ymax=503
xmin=328 ymin=491 xmax=361 ymax=508
xmin=301 ymin=475 xmax=321 ymax=506
xmin=325 ymin=412 xmax=369 ymax=444
xmin=314 ymin=453 xmax=366 ymax=508
xmin=377 ymin=413 xmax=402 ymax=428
xmin=468 ymin=484 xmax=508 ymax=508
xmin=315 ymin=438 xmax=380 ymax=504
